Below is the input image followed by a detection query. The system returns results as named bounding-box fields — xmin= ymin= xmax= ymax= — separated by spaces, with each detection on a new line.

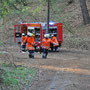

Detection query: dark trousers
xmin=21 ymin=45 xmax=26 ymax=52
xmin=42 ymin=48 xmax=48 ymax=58
xmin=51 ymin=43 xmax=58 ymax=52
xmin=28 ymin=50 xmax=34 ymax=58
xmin=53 ymin=46 xmax=58 ymax=52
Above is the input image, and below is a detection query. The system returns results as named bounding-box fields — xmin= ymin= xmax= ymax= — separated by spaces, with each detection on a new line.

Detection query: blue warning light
xmin=49 ymin=21 xmax=55 ymax=26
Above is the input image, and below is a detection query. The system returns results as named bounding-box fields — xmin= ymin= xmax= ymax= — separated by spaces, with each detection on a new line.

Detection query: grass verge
xmin=0 ymin=63 xmax=37 ymax=90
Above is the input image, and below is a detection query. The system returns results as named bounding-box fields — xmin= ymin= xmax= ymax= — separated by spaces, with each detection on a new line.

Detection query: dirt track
xmin=0 ymin=46 xmax=90 ymax=90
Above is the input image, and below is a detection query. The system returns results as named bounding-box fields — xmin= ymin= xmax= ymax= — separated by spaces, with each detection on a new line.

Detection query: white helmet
xmin=51 ymin=34 xmax=54 ymax=37
xmin=27 ymin=32 xmax=33 ymax=36
xmin=44 ymin=34 xmax=50 ymax=38
xmin=22 ymin=33 xmax=25 ymax=36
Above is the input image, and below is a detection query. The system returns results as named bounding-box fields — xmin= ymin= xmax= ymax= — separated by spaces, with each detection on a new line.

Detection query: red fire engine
xmin=14 ymin=22 xmax=63 ymax=51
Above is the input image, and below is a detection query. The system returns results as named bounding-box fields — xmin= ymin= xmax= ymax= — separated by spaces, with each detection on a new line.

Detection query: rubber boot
xmin=42 ymin=55 xmax=47 ymax=59
xmin=31 ymin=55 xmax=34 ymax=59
xmin=29 ymin=54 xmax=32 ymax=58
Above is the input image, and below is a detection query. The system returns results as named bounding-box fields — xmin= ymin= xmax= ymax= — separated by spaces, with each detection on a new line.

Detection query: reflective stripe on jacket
xmin=42 ymin=38 xmax=53 ymax=49
xmin=24 ymin=36 xmax=35 ymax=50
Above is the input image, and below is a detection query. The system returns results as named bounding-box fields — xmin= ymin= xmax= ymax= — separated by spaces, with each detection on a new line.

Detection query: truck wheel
xmin=59 ymin=43 xmax=62 ymax=47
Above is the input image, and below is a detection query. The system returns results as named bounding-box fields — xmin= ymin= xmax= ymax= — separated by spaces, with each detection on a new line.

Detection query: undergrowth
xmin=0 ymin=63 xmax=37 ymax=90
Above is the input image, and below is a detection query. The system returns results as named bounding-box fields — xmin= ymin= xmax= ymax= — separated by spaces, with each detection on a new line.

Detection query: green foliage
xmin=0 ymin=63 xmax=37 ymax=90
xmin=39 ymin=0 xmax=48 ymax=5
xmin=0 ymin=0 xmax=43 ymax=22
xmin=33 ymin=4 xmax=42 ymax=16
xmin=0 ymin=0 xmax=28 ymax=17
xmin=22 ymin=6 xmax=31 ymax=13
xmin=0 ymin=41 xmax=3 ymax=46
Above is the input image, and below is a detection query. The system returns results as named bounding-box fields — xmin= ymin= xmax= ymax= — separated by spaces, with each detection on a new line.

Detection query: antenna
xmin=46 ymin=0 xmax=50 ymax=34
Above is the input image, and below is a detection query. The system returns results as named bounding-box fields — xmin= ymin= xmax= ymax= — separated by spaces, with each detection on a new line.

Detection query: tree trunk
xmin=79 ymin=0 xmax=90 ymax=25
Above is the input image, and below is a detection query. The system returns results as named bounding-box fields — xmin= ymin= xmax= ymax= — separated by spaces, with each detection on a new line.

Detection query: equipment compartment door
xmin=49 ymin=27 xmax=58 ymax=39
xmin=35 ymin=27 xmax=40 ymax=41
xmin=14 ymin=25 xmax=21 ymax=43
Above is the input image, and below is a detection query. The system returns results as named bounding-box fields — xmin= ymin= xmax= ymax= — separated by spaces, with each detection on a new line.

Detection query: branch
xmin=12 ymin=4 xmax=21 ymax=11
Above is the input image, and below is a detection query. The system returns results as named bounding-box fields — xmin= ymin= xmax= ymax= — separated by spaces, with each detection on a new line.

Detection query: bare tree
xmin=79 ymin=0 xmax=90 ymax=25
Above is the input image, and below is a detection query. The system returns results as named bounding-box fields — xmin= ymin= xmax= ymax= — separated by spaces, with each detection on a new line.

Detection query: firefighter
xmin=21 ymin=33 xmax=26 ymax=53
xmin=24 ymin=32 xmax=35 ymax=58
xmin=51 ymin=34 xmax=59 ymax=52
xmin=42 ymin=34 xmax=56 ymax=59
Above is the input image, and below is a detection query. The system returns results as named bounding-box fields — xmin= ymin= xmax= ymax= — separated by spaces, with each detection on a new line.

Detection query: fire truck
xmin=14 ymin=22 xmax=63 ymax=51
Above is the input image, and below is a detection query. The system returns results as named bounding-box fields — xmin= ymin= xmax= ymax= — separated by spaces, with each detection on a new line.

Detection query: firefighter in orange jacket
xmin=42 ymin=34 xmax=56 ymax=59
xmin=51 ymin=34 xmax=59 ymax=52
xmin=24 ymin=32 xmax=35 ymax=58
xmin=21 ymin=33 xmax=26 ymax=52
